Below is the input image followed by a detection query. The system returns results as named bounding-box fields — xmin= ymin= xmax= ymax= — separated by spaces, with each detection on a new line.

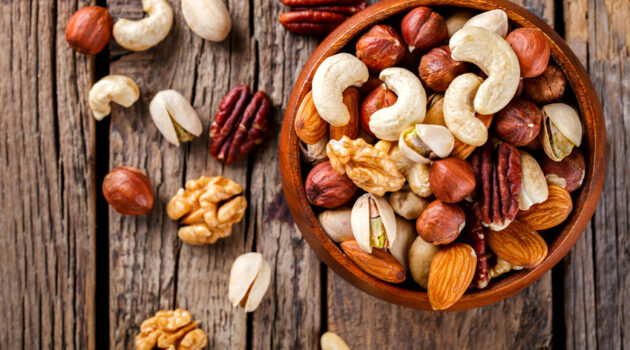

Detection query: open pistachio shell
xmin=318 ymin=208 xmax=353 ymax=243
xmin=351 ymin=193 xmax=397 ymax=253
xmin=541 ymin=103 xmax=582 ymax=161
xmin=399 ymin=124 xmax=455 ymax=163
xmin=388 ymin=216 xmax=417 ymax=269
xmin=228 ymin=252 xmax=271 ymax=312
xmin=518 ymin=150 xmax=549 ymax=210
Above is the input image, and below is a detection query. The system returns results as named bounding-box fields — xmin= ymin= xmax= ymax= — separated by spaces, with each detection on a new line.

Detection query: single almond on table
xmin=517 ymin=185 xmax=573 ymax=230
xmin=427 ymin=242 xmax=476 ymax=310
xmin=486 ymin=220 xmax=548 ymax=268
xmin=330 ymin=88 xmax=361 ymax=141
xmin=340 ymin=239 xmax=406 ymax=283
xmin=295 ymin=90 xmax=329 ymax=144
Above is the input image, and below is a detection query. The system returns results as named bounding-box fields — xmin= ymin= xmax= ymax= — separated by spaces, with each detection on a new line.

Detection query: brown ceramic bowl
xmin=279 ymin=0 xmax=605 ymax=310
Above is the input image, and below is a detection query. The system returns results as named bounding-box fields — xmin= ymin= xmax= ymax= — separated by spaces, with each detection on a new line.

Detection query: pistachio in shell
xmin=351 ymin=193 xmax=397 ymax=253
xmin=408 ymin=236 xmax=439 ymax=289
xmin=318 ymin=208 xmax=353 ymax=243
xmin=518 ymin=150 xmax=549 ymax=211
xmin=540 ymin=103 xmax=582 ymax=161
xmin=228 ymin=252 xmax=271 ymax=312
xmin=398 ymin=124 xmax=455 ymax=164
xmin=389 ymin=216 xmax=417 ymax=269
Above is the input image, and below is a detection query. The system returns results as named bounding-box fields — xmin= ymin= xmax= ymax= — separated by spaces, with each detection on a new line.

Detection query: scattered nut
xmin=445 ymin=9 xmax=475 ymax=37
xmin=517 ymin=185 xmax=572 ymax=230
xmin=523 ymin=64 xmax=566 ymax=104
xmin=135 ymin=309 xmax=207 ymax=350
xmin=486 ymin=220 xmax=548 ymax=268
xmin=305 ymin=161 xmax=358 ymax=208
xmin=65 ymin=6 xmax=113 ymax=55
xmin=228 ymin=252 xmax=271 ymax=312
xmin=419 ymin=46 xmax=468 ymax=92
xmin=506 ymin=28 xmax=550 ymax=78
xmin=360 ymin=84 xmax=397 ymax=137
xmin=340 ymin=239 xmax=406 ymax=283
xmin=103 ymin=166 xmax=153 ymax=216
xmin=428 ymin=242 xmax=477 ymax=310
xmin=312 ymin=53 xmax=369 ymax=127
xmin=416 ymin=200 xmax=466 ymax=245
xmin=450 ymin=26 xmax=521 ymax=114
xmin=493 ymin=98 xmax=543 ymax=146
xmin=351 ymin=193 xmax=397 ymax=253
xmin=540 ymin=103 xmax=583 ymax=162
xmin=389 ymin=216 xmax=417 ymax=269
xmin=463 ymin=9 xmax=508 ymax=38
xmin=429 ymin=158 xmax=476 ymax=203
xmin=182 ymin=0 xmax=232 ymax=42
xmin=401 ymin=7 xmax=448 ymax=53
xmin=388 ymin=189 xmax=429 ymax=220
xmin=278 ymin=9 xmax=349 ymax=36
xmin=399 ymin=124 xmax=454 ymax=164
xmin=443 ymin=73 xmax=488 ymax=146
xmin=408 ymin=236 xmax=439 ymax=289
xmin=166 ymin=176 xmax=247 ymax=245
xmin=356 ymin=24 xmax=407 ymax=72
xmin=113 ymin=0 xmax=173 ymax=51
xmin=369 ymin=67 xmax=427 ymax=141
xmin=321 ymin=331 xmax=351 ymax=350
xmin=327 ymin=136 xmax=405 ymax=196
xmin=318 ymin=208 xmax=354 ymax=243
xmin=300 ymin=136 xmax=329 ymax=165
xmin=540 ymin=147 xmax=586 ymax=192
xmin=295 ymin=91 xmax=329 ymax=144
xmin=519 ymin=150 xmax=549 ymax=211
xmin=150 ymin=90 xmax=203 ymax=147
xmin=330 ymin=88 xmax=361 ymax=140
xmin=89 ymin=75 xmax=140 ymax=121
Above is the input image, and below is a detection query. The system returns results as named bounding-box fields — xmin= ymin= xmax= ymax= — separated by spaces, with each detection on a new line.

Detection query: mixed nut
xmin=300 ymin=7 xmax=586 ymax=310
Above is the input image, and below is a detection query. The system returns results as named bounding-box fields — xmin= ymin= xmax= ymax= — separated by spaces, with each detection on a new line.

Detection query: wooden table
xmin=0 ymin=0 xmax=624 ymax=349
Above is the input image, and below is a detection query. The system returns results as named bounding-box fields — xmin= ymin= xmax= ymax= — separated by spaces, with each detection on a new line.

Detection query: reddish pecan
xmin=282 ymin=0 xmax=365 ymax=5
xmin=461 ymin=203 xmax=489 ymax=289
xmin=470 ymin=142 xmax=522 ymax=231
xmin=210 ymin=85 xmax=272 ymax=164
xmin=292 ymin=2 xmax=366 ymax=16
xmin=279 ymin=10 xmax=348 ymax=35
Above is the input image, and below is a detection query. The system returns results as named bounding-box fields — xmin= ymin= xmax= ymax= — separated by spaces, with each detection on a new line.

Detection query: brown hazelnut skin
xmin=401 ymin=7 xmax=448 ymax=53
xmin=540 ymin=148 xmax=586 ymax=192
xmin=523 ymin=64 xmax=567 ymax=104
xmin=356 ymin=25 xmax=407 ymax=72
xmin=305 ymin=161 xmax=358 ymax=208
xmin=416 ymin=200 xmax=466 ymax=245
xmin=493 ymin=98 xmax=543 ymax=146
xmin=506 ymin=28 xmax=550 ymax=78
xmin=418 ymin=46 xmax=468 ymax=92
xmin=102 ymin=166 xmax=154 ymax=215
xmin=360 ymin=85 xmax=397 ymax=137
xmin=429 ymin=158 xmax=476 ymax=203
xmin=65 ymin=6 xmax=113 ymax=55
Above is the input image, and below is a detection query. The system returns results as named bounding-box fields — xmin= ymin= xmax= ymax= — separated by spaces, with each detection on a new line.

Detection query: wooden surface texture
xmin=0 ymin=0 xmax=626 ymax=349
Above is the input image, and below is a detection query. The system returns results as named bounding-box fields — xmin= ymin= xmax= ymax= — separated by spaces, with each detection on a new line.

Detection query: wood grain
xmin=0 ymin=0 xmax=97 ymax=349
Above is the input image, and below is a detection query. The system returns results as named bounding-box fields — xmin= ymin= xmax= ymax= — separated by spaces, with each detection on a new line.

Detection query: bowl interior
xmin=279 ymin=0 xmax=606 ymax=310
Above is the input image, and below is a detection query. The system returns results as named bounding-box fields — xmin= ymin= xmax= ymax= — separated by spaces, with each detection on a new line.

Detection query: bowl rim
xmin=279 ymin=0 xmax=606 ymax=310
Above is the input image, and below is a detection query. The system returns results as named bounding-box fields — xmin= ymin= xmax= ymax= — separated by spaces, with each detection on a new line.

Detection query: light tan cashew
xmin=312 ymin=53 xmax=369 ymax=127
xmin=368 ymin=68 xmax=427 ymax=141
xmin=445 ymin=9 xmax=475 ymax=37
xmin=321 ymin=332 xmax=350 ymax=350
xmin=89 ymin=75 xmax=139 ymax=121
xmin=519 ymin=150 xmax=549 ymax=210
xmin=113 ymin=0 xmax=173 ymax=51
xmin=443 ymin=73 xmax=488 ymax=146
xmin=149 ymin=90 xmax=202 ymax=146
xmin=182 ymin=0 xmax=231 ymax=42
xmin=464 ymin=9 xmax=509 ymax=38
xmin=228 ymin=252 xmax=271 ymax=312
xmin=450 ymin=26 xmax=520 ymax=114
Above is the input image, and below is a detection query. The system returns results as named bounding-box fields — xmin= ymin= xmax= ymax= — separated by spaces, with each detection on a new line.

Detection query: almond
xmin=330 ymin=88 xmax=360 ymax=141
xmin=340 ymin=240 xmax=406 ymax=283
xmin=294 ymin=90 xmax=328 ymax=144
xmin=427 ymin=242 xmax=476 ymax=310
xmin=486 ymin=220 xmax=548 ymax=268
xmin=517 ymin=185 xmax=573 ymax=230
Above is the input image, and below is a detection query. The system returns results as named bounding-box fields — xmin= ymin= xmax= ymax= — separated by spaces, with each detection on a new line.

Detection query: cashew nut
xmin=519 ymin=150 xmax=549 ymax=210
xmin=450 ymin=26 xmax=520 ymax=114
xmin=369 ymin=68 xmax=427 ymax=141
xmin=182 ymin=0 xmax=232 ymax=42
xmin=149 ymin=90 xmax=202 ymax=146
xmin=312 ymin=53 xmax=369 ymax=127
xmin=88 ymin=75 xmax=140 ymax=121
xmin=113 ymin=0 xmax=173 ymax=51
xmin=464 ymin=9 xmax=509 ymax=38
xmin=443 ymin=73 xmax=488 ymax=146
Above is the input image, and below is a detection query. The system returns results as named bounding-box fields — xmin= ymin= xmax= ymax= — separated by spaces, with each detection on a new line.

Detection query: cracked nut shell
xmin=103 ymin=166 xmax=153 ymax=216
xmin=305 ymin=161 xmax=357 ymax=208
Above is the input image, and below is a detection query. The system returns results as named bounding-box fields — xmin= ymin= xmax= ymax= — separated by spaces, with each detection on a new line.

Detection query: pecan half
xmin=282 ymin=0 xmax=365 ymax=5
xmin=279 ymin=10 xmax=347 ymax=35
xmin=470 ymin=142 xmax=522 ymax=231
xmin=461 ymin=203 xmax=489 ymax=289
xmin=292 ymin=3 xmax=366 ymax=16
xmin=210 ymin=85 xmax=272 ymax=164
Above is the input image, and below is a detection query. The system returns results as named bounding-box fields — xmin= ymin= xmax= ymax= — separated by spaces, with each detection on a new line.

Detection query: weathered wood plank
xmin=325 ymin=2 xmax=554 ymax=348
xmin=562 ymin=0 xmax=629 ymax=349
xmin=0 ymin=0 xmax=96 ymax=349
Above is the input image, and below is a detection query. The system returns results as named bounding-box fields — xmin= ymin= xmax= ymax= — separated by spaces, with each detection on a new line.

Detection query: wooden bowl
xmin=279 ymin=0 xmax=605 ymax=310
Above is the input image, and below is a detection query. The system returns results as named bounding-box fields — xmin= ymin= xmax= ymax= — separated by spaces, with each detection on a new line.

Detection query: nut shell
xmin=506 ymin=28 xmax=550 ymax=78
xmin=427 ymin=242 xmax=477 ymax=310
xmin=419 ymin=46 xmax=468 ymax=92
xmin=66 ymin=6 xmax=113 ymax=55
xmin=493 ymin=98 xmax=543 ymax=146
xmin=102 ymin=166 xmax=153 ymax=215
xmin=295 ymin=91 xmax=328 ymax=144
xmin=340 ymin=239 xmax=406 ymax=283
xmin=360 ymin=84 xmax=397 ymax=137
xmin=429 ymin=158 xmax=476 ymax=203
xmin=416 ymin=200 xmax=466 ymax=245
xmin=356 ymin=24 xmax=407 ymax=72
xmin=486 ymin=220 xmax=548 ymax=268
xmin=517 ymin=185 xmax=572 ymax=230
xmin=401 ymin=7 xmax=448 ymax=53
xmin=305 ymin=161 xmax=357 ymax=208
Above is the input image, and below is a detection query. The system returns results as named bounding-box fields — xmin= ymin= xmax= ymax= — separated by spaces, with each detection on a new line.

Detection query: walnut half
xmin=135 ymin=309 xmax=207 ymax=350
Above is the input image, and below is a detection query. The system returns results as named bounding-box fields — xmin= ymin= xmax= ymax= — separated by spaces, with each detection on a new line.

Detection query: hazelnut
xmin=356 ymin=25 xmax=407 ymax=72
xmin=102 ymin=166 xmax=153 ymax=215
xmin=65 ymin=6 xmax=113 ymax=55
xmin=401 ymin=7 xmax=448 ymax=53
xmin=360 ymin=84 xmax=397 ymax=137
xmin=305 ymin=161 xmax=358 ymax=208
xmin=523 ymin=64 xmax=567 ymax=104
xmin=416 ymin=200 xmax=465 ymax=245
xmin=429 ymin=158 xmax=476 ymax=203
xmin=506 ymin=28 xmax=550 ymax=78
xmin=540 ymin=148 xmax=585 ymax=192
xmin=419 ymin=46 xmax=468 ymax=92
xmin=493 ymin=98 xmax=543 ymax=146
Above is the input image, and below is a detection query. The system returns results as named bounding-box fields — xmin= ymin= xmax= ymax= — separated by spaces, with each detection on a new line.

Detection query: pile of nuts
xmin=299 ymin=7 xmax=585 ymax=310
